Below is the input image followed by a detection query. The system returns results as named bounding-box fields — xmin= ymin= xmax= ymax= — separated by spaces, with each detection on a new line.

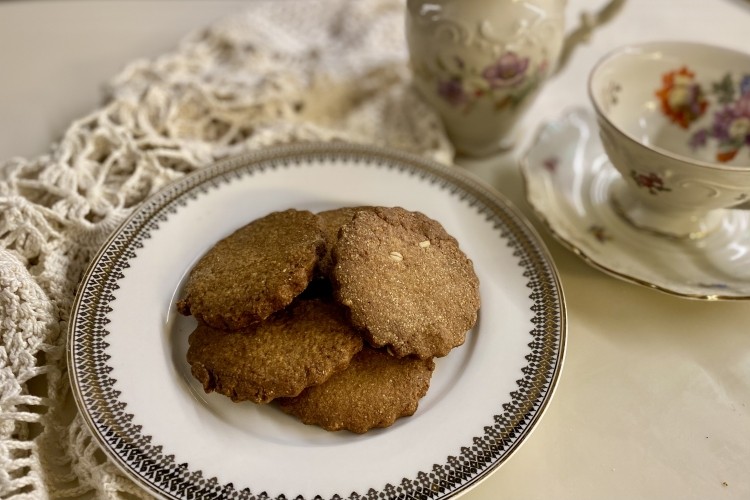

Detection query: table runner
xmin=0 ymin=1 xmax=453 ymax=497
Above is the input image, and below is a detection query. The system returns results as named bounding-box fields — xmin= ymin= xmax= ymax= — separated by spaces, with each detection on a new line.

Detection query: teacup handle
xmin=556 ymin=0 xmax=627 ymax=73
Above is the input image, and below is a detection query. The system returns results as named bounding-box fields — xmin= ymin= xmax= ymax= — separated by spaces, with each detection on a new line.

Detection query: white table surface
xmin=2 ymin=1 xmax=749 ymax=499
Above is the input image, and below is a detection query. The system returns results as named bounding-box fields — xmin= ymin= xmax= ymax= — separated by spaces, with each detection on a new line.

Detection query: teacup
xmin=589 ymin=41 xmax=750 ymax=239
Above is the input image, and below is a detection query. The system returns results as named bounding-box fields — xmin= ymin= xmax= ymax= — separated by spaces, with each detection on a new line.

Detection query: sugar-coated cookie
xmin=316 ymin=206 xmax=373 ymax=277
xmin=186 ymin=299 xmax=363 ymax=403
xmin=277 ymin=347 xmax=435 ymax=433
xmin=177 ymin=209 xmax=325 ymax=330
xmin=332 ymin=207 xmax=480 ymax=359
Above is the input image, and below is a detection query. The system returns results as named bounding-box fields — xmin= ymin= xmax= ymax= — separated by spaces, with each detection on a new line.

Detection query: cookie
xmin=277 ymin=347 xmax=435 ymax=433
xmin=317 ymin=206 xmax=373 ymax=276
xmin=177 ymin=209 xmax=325 ymax=330
xmin=332 ymin=207 xmax=480 ymax=359
xmin=186 ymin=299 xmax=364 ymax=403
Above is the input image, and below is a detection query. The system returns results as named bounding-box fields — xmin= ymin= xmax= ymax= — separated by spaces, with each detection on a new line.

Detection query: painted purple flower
xmin=706 ymin=93 xmax=750 ymax=161
xmin=712 ymin=108 xmax=734 ymax=142
xmin=689 ymin=128 xmax=709 ymax=150
xmin=712 ymin=94 xmax=750 ymax=139
xmin=740 ymin=74 xmax=750 ymax=96
xmin=437 ymin=78 xmax=468 ymax=107
xmin=482 ymin=52 xmax=529 ymax=88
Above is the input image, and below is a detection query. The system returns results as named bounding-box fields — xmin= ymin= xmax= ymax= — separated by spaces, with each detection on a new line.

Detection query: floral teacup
xmin=589 ymin=41 xmax=750 ymax=239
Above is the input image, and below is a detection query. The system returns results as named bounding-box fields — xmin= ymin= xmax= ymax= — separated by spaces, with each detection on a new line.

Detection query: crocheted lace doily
xmin=0 ymin=1 xmax=452 ymax=497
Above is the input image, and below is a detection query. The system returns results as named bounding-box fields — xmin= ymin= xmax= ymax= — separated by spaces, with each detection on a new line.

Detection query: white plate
xmin=69 ymin=143 xmax=566 ymax=499
xmin=522 ymin=108 xmax=750 ymax=300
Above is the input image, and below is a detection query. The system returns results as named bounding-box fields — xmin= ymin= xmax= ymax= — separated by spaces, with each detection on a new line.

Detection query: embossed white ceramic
xmin=406 ymin=0 xmax=565 ymax=156
xmin=406 ymin=0 xmax=625 ymax=156
xmin=522 ymin=108 xmax=750 ymax=300
xmin=589 ymin=41 xmax=750 ymax=239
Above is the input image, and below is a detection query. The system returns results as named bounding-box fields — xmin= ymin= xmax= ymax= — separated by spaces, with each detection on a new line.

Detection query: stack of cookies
xmin=178 ymin=207 xmax=480 ymax=433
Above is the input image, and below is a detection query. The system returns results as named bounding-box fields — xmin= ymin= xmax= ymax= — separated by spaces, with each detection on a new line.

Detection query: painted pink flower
xmin=736 ymin=91 xmax=750 ymax=116
xmin=437 ymin=78 xmax=468 ymax=107
xmin=542 ymin=157 xmax=558 ymax=173
xmin=631 ymin=171 xmax=671 ymax=195
xmin=482 ymin=52 xmax=529 ymax=88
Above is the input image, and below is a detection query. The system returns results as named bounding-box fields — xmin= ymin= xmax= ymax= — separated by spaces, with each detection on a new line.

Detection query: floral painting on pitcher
xmin=425 ymin=51 xmax=548 ymax=114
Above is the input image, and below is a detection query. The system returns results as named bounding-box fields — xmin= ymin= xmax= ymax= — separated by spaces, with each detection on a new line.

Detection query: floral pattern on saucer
xmin=656 ymin=67 xmax=750 ymax=162
xmin=522 ymin=108 xmax=750 ymax=300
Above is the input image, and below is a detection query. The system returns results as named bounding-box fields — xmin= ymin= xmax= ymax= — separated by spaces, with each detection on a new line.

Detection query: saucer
xmin=521 ymin=108 xmax=750 ymax=300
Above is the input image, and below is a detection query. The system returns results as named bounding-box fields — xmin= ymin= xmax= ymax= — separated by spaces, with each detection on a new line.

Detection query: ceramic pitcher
xmin=406 ymin=0 xmax=622 ymax=156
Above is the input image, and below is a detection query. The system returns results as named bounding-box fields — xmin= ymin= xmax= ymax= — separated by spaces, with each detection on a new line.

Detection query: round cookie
xmin=177 ymin=209 xmax=325 ymax=330
xmin=332 ymin=207 xmax=480 ymax=359
xmin=317 ymin=206 xmax=373 ymax=277
xmin=277 ymin=347 xmax=435 ymax=433
xmin=186 ymin=299 xmax=364 ymax=404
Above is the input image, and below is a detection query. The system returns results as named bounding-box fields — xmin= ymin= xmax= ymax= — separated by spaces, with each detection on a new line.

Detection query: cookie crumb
xmin=419 ymin=240 xmax=430 ymax=248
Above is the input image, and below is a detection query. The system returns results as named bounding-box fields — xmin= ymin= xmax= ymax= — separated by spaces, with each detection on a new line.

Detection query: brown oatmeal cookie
xmin=186 ymin=299 xmax=364 ymax=404
xmin=277 ymin=347 xmax=435 ymax=433
xmin=331 ymin=207 xmax=480 ymax=359
xmin=177 ymin=209 xmax=325 ymax=330
xmin=316 ymin=206 xmax=373 ymax=277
